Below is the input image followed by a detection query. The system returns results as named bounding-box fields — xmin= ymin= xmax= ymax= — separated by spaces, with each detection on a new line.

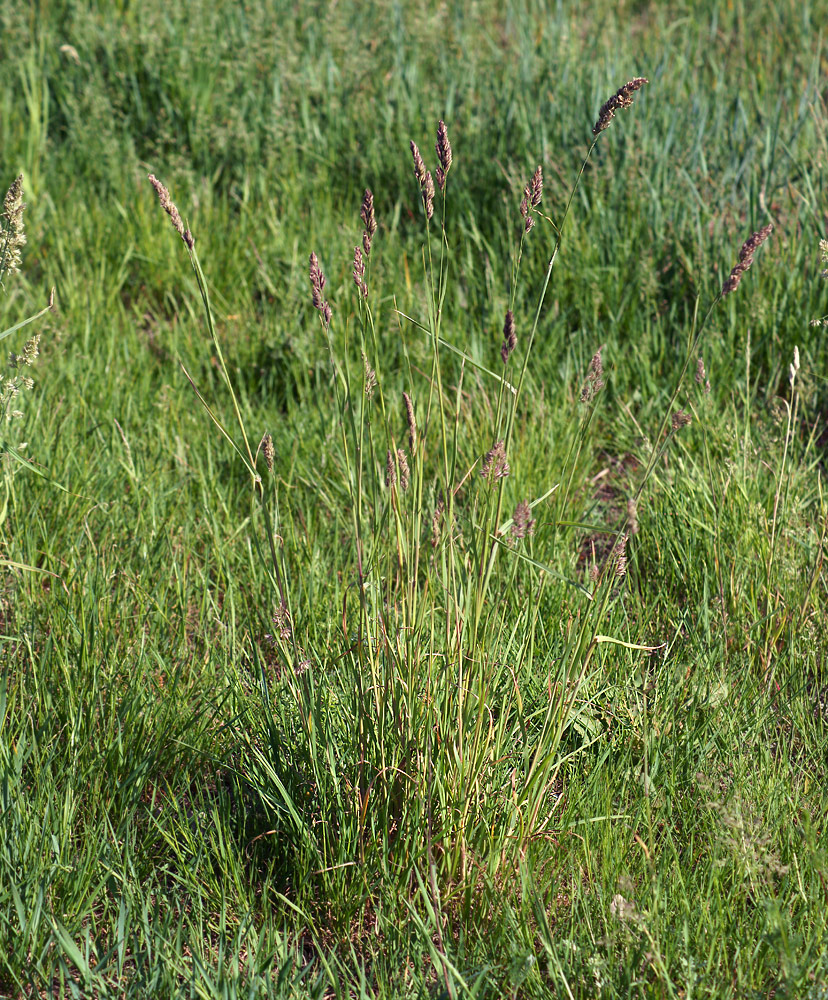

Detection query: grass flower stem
xmin=473 ymin=137 xmax=601 ymax=639
xmin=186 ymin=245 xmax=258 ymax=483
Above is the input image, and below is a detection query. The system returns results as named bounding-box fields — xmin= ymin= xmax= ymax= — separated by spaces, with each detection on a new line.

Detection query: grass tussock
xmin=1 ymin=1 xmax=828 ymax=996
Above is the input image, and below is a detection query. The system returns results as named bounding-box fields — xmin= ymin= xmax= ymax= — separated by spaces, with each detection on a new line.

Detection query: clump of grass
xmin=145 ymin=78 xmax=803 ymax=992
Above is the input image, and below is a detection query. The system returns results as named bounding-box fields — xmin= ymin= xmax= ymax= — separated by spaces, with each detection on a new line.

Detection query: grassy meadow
xmin=2 ymin=0 xmax=828 ymax=995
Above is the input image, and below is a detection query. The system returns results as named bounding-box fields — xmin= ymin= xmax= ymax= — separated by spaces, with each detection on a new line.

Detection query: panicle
xmin=262 ymin=432 xmax=276 ymax=472
xmin=403 ymin=391 xmax=417 ymax=453
xmin=529 ymin=165 xmax=543 ymax=207
xmin=410 ymin=141 xmax=434 ymax=220
xmin=309 ymin=252 xmax=332 ymax=325
xmin=1 ymin=174 xmax=26 ymax=276
xmin=147 ymin=174 xmax=194 ymax=249
xmin=353 ymin=245 xmax=367 ymax=297
xmin=396 ymin=449 xmax=410 ymax=491
xmin=592 ymin=77 xmax=649 ymax=135
xmin=520 ymin=166 xmax=542 ymax=234
xmin=614 ymin=533 xmax=629 ymax=578
xmin=435 ymin=119 xmax=452 ymax=191
xmin=721 ymin=223 xmax=773 ymax=296
xmin=410 ymin=141 xmax=427 ymax=187
xmin=671 ymin=409 xmax=692 ymax=431
xmin=580 ymin=348 xmax=605 ymax=403
xmin=361 ymin=188 xmax=377 ymax=256
xmin=511 ymin=500 xmax=536 ymax=540
xmin=501 ymin=309 xmax=517 ymax=364
xmin=7 ymin=332 xmax=40 ymax=371
xmin=789 ymin=345 xmax=800 ymax=386
xmin=384 ymin=449 xmax=410 ymax=490
xmin=269 ymin=601 xmax=292 ymax=642
xmin=423 ymin=171 xmax=435 ymax=220
xmin=627 ymin=497 xmax=639 ymax=535
xmin=362 ymin=352 xmax=377 ymax=398
xmin=481 ymin=440 xmax=510 ymax=483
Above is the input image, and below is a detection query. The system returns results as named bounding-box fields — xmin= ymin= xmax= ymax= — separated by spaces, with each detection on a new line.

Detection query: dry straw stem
xmin=721 ymin=224 xmax=773 ymax=295
xmin=147 ymin=174 xmax=194 ymax=250
xmin=592 ymin=77 xmax=649 ymax=135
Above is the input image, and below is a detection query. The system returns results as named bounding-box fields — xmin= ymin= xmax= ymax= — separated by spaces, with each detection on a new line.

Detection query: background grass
xmin=1 ymin=0 xmax=828 ymax=996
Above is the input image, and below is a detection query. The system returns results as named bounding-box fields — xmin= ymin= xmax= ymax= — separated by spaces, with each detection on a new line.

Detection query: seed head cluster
xmin=695 ymin=357 xmax=711 ymax=394
xmin=520 ymin=166 xmax=543 ymax=233
xmin=671 ymin=409 xmax=692 ymax=431
xmin=147 ymin=174 xmax=194 ymax=250
xmin=309 ymin=252 xmax=332 ymax=326
xmin=266 ymin=602 xmax=292 ymax=643
xmin=592 ymin=77 xmax=649 ymax=135
xmin=501 ymin=309 xmax=517 ymax=364
xmin=614 ymin=533 xmax=629 ymax=578
xmin=1 ymin=174 xmax=26 ymax=277
xmin=3 ymin=331 xmax=40 ymax=422
xmin=409 ymin=141 xmax=435 ymax=221
xmin=435 ymin=119 xmax=452 ymax=192
xmin=362 ymin=352 xmax=377 ymax=398
xmin=481 ymin=440 xmax=510 ymax=483
xmin=721 ymin=224 xmax=773 ymax=296
xmin=789 ymin=345 xmax=800 ymax=387
xmin=385 ymin=449 xmax=410 ymax=491
xmin=626 ymin=497 xmax=639 ymax=536
xmin=353 ymin=245 xmax=367 ymax=298
xmin=403 ymin=391 xmax=417 ymax=454
xmin=7 ymin=332 xmax=40 ymax=370
xmin=511 ymin=500 xmax=536 ymax=540
xmin=580 ymin=349 xmax=605 ymax=403
xmin=361 ymin=188 xmax=377 ymax=257
xmin=262 ymin=432 xmax=276 ymax=472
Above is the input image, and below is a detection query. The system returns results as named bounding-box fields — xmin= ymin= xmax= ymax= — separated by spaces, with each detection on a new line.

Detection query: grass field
xmin=2 ymin=0 xmax=828 ymax=996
